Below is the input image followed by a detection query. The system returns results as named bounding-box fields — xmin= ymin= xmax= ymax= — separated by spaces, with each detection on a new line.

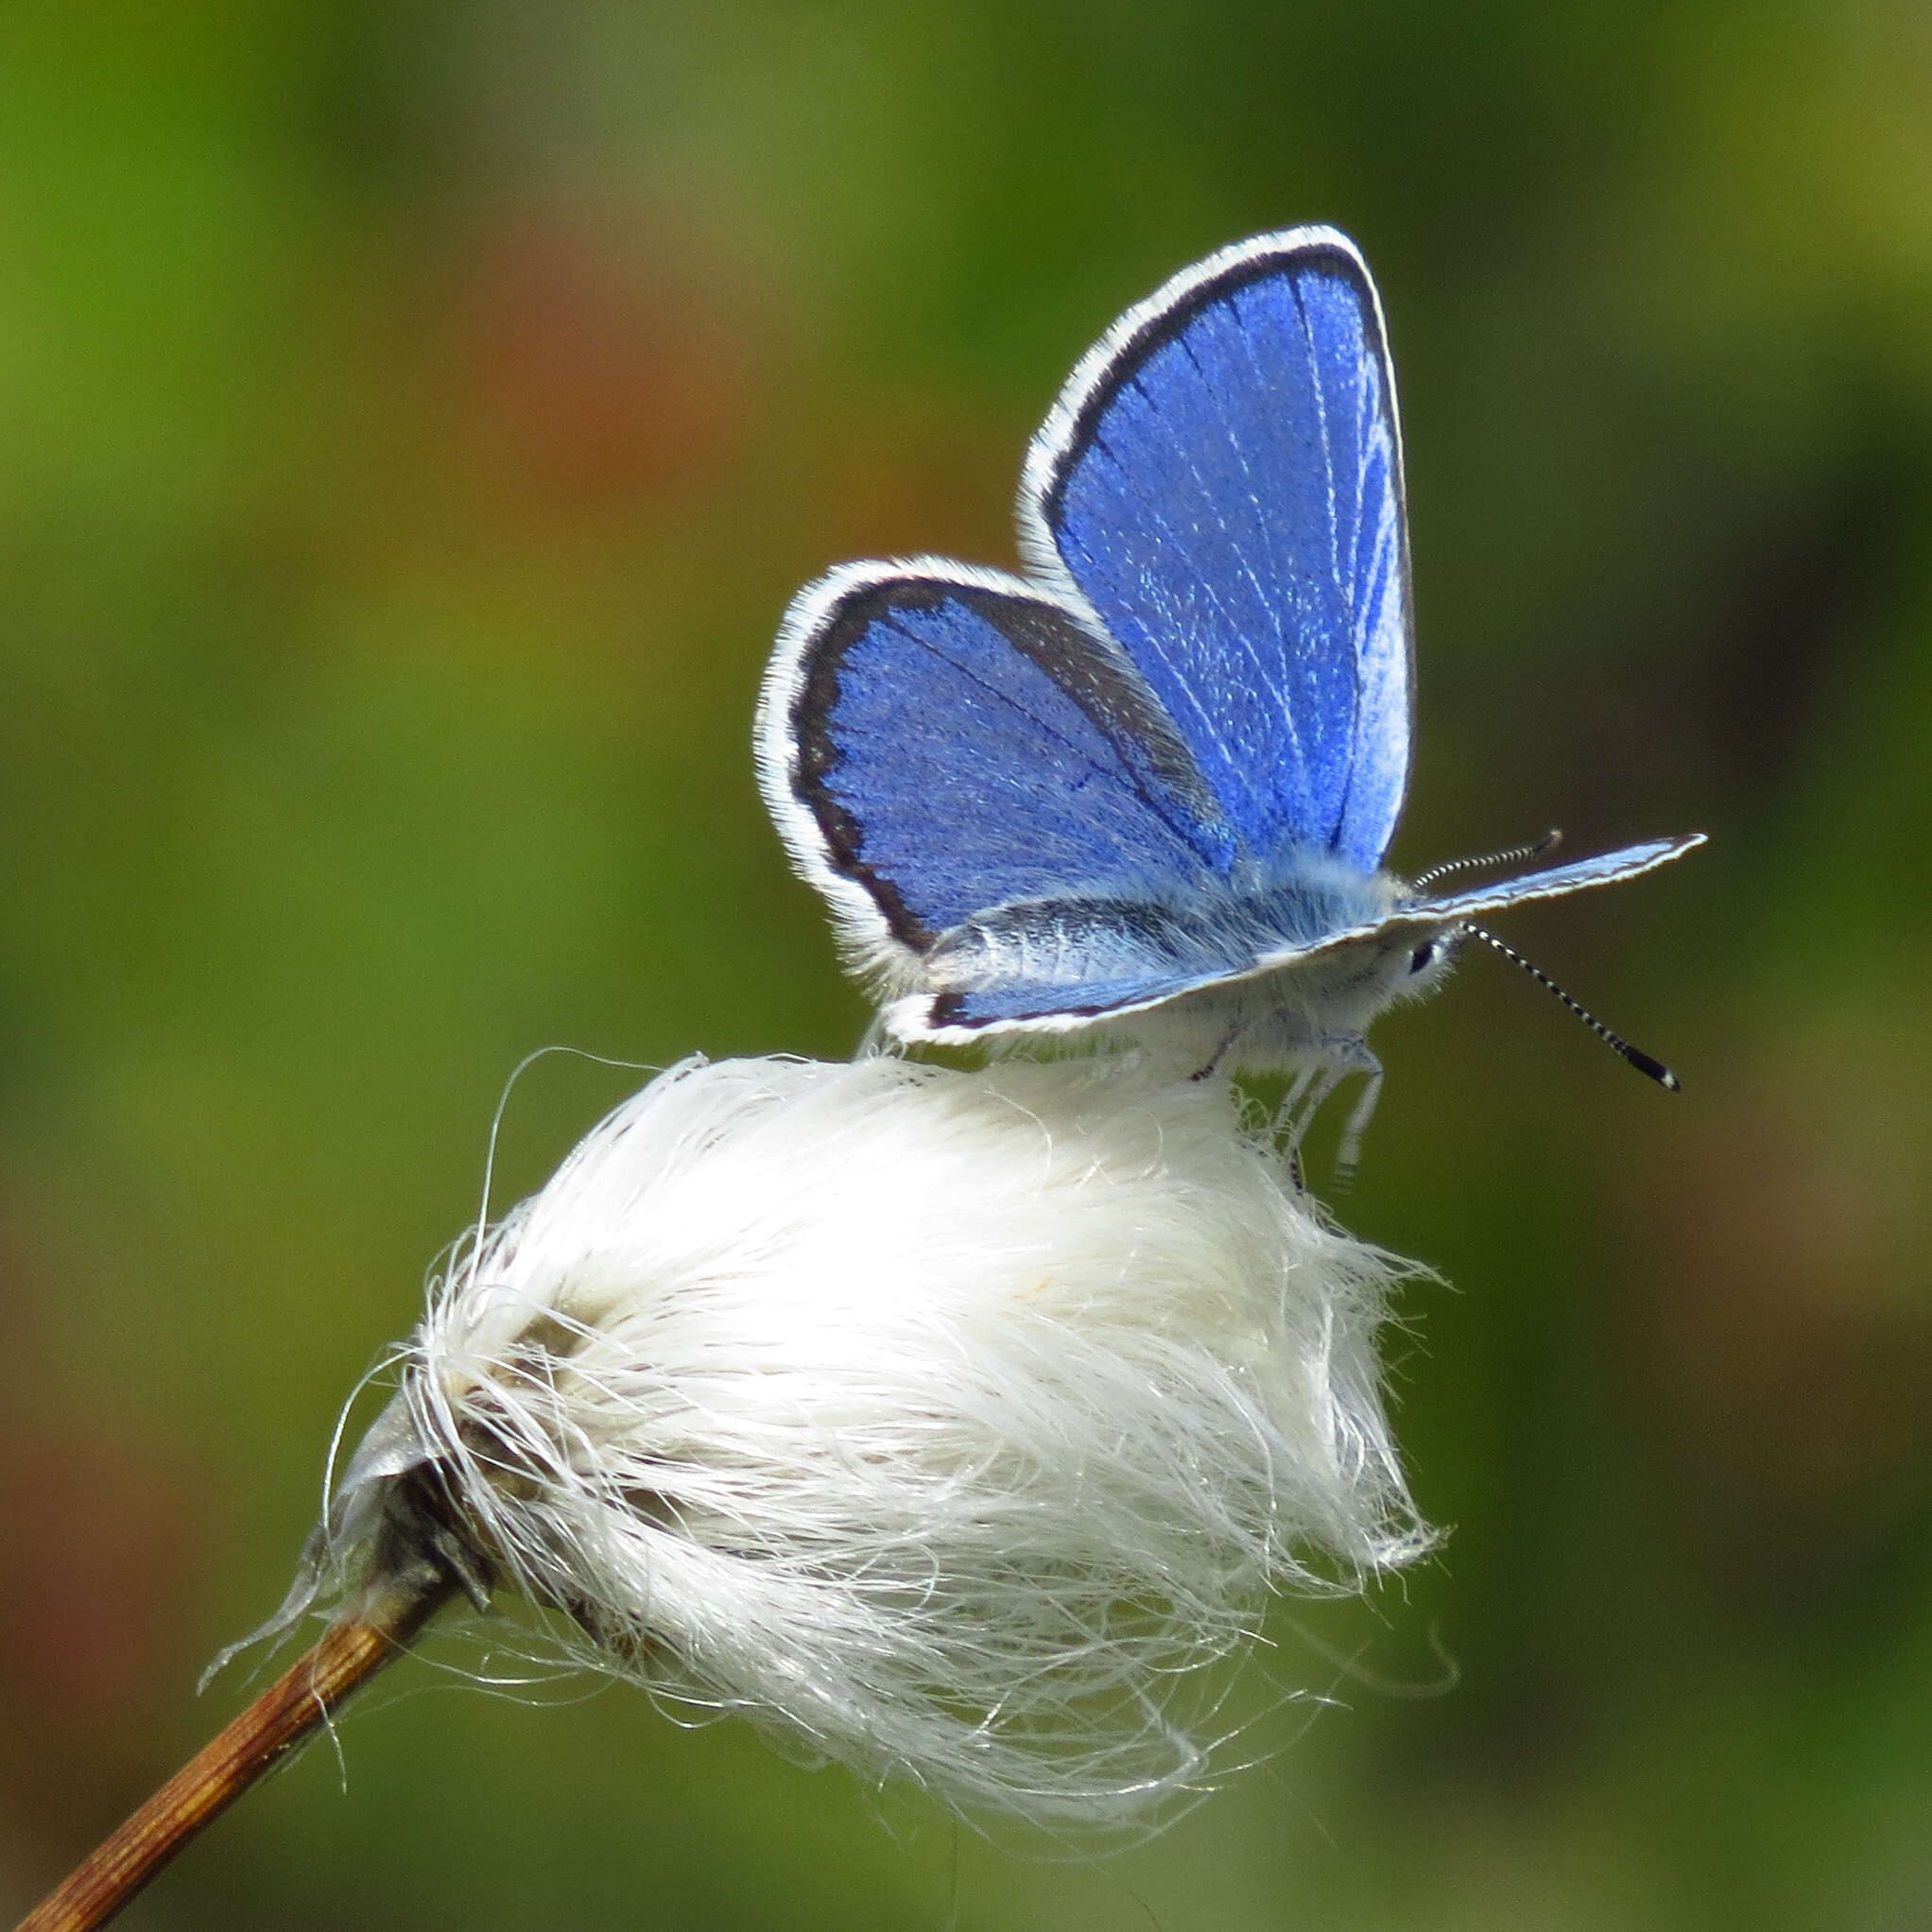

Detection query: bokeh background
xmin=2 ymin=5 xmax=1929 ymax=1928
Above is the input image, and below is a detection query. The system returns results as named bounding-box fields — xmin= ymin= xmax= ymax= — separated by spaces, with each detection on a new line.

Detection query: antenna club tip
xmin=1625 ymin=1047 xmax=1680 ymax=1091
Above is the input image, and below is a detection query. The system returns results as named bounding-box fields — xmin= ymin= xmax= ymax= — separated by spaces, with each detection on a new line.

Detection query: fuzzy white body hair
xmin=316 ymin=1052 xmax=1433 ymax=1827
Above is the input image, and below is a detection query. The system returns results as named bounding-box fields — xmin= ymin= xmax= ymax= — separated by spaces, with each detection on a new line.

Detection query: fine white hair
xmin=307 ymin=1052 xmax=1434 ymax=1828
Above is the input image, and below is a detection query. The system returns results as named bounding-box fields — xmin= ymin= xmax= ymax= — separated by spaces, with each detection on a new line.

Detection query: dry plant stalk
xmin=14 ymin=1051 xmax=1433 ymax=1926
xmin=15 ymin=1561 xmax=457 ymax=1932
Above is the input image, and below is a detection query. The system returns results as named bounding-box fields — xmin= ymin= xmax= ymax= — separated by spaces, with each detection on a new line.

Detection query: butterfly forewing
xmin=1400 ymin=835 xmax=1707 ymax=925
xmin=1023 ymin=229 xmax=1412 ymax=873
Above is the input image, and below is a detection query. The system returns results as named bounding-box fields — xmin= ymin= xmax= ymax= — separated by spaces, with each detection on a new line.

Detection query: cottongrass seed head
xmin=292 ymin=1051 xmax=1435 ymax=1829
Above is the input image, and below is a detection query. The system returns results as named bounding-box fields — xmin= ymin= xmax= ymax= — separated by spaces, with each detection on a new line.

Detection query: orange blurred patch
xmin=803 ymin=398 xmax=1020 ymax=571
xmin=452 ymin=201 xmax=760 ymax=506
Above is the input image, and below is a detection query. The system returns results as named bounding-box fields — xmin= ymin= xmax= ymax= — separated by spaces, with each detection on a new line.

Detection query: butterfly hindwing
xmin=758 ymin=562 xmax=1233 ymax=982
xmin=1023 ymin=228 xmax=1412 ymax=873
xmin=923 ymin=965 xmax=1233 ymax=1033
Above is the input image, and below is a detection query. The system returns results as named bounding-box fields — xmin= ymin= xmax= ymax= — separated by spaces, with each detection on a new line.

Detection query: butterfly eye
xmin=1409 ymin=941 xmax=1439 ymax=975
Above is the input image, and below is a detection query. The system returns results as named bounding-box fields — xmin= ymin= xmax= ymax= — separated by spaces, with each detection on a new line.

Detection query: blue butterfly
xmin=758 ymin=228 xmax=1703 ymax=1157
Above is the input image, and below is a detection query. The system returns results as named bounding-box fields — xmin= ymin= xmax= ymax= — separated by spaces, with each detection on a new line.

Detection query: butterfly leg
xmin=1279 ymin=1060 xmax=1339 ymax=1154
xmin=1331 ymin=1044 xmax=1385 ymax=1188
xmin=1189 ymin=1022 xmax=1250 ymax=1082
xmin=1276 ymin=1038 xmax=1384 ymax=1184
xmin=1278 ymin=1062 xmax=1319 ymax=1128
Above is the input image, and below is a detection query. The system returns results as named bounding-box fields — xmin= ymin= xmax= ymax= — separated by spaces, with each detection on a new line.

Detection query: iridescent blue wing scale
xmin=1020 ymin=228 xmax=1412 ymax=872
xmin=756 ymin=560 xmax=1233 ymax=987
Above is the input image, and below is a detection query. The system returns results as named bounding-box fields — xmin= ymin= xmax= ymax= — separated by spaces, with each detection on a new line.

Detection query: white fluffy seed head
xmin=304 ymin=1052 xmax=1435 ymax=1828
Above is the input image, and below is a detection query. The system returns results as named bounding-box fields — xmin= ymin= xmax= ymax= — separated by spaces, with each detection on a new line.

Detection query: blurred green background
xmin=1 ymin=4 xmax=1929 ymax=1927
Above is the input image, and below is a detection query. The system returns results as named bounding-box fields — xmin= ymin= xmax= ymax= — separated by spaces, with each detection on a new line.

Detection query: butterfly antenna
xmin=1463 ymin=923 xmax=1682 ymax=1091
xmin=1411 ymin=829 xmax=1562 ymax=894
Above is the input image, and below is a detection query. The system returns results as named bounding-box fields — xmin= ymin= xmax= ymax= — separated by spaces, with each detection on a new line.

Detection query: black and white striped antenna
xmin=1463 ymin=923 xmax=1682 ymax=1091
xmin=1412 ymin=829 xmax=1561 ymax=894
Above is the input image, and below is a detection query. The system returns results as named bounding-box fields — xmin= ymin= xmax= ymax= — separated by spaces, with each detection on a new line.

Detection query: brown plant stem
xmin=14 ymin=1569 xmax=457 ymax=1932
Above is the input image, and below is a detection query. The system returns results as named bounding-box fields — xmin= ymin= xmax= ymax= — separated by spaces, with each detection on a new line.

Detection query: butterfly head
xmin=1305 ymin=906 xmax=1463 ymax=1028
